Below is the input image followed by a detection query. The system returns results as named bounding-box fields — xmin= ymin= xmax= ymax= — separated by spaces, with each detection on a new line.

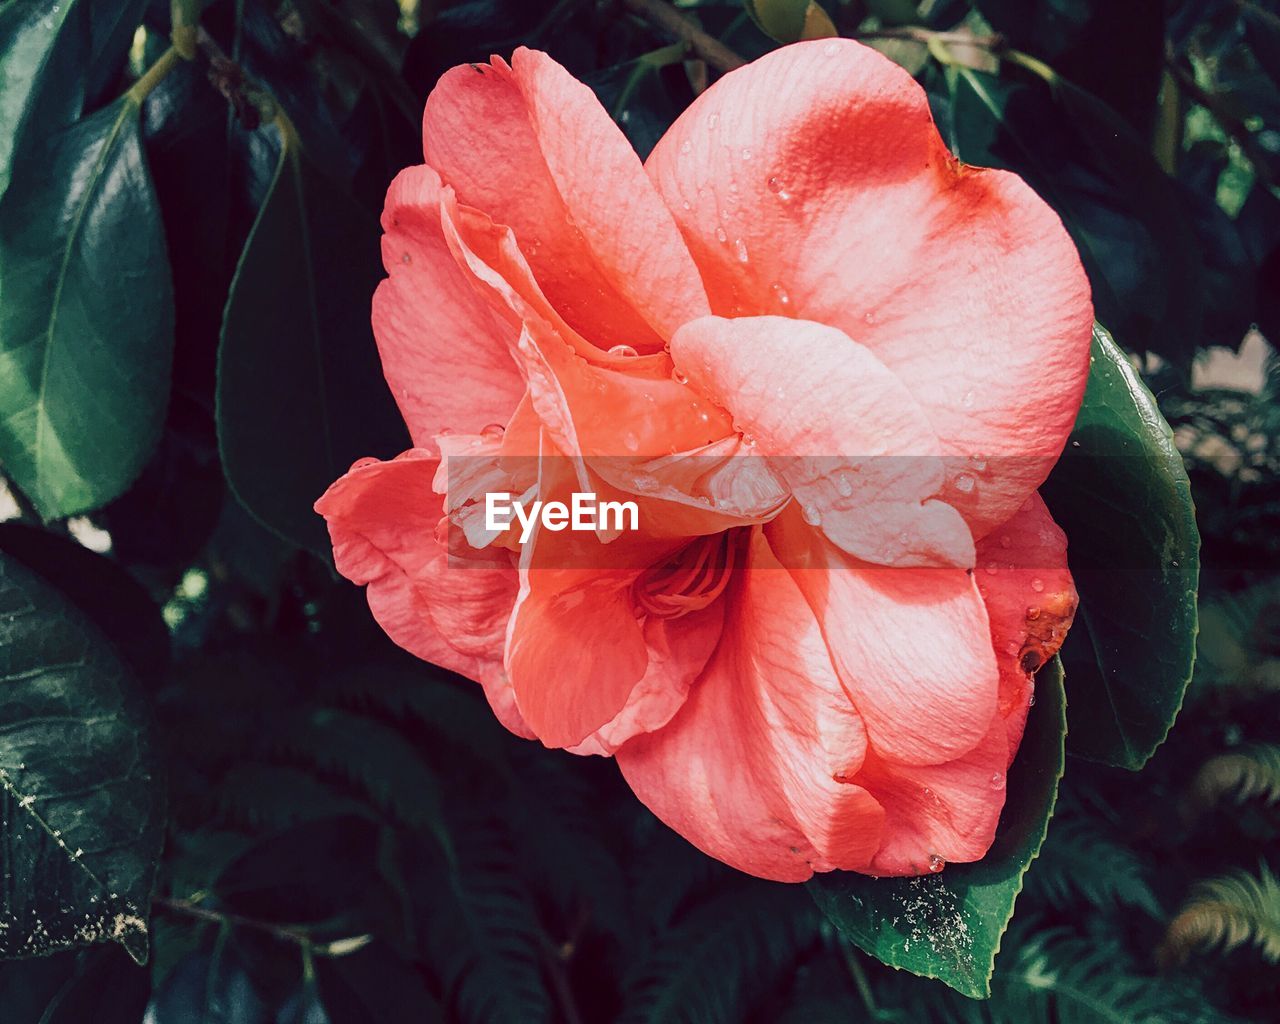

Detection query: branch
xmin=619 ymin=0 xmax=746 ymax=74
xmin=155 ymin=896 xmax=313 ymax=946
xmin=1166 ymin=58 xmax=1277 ymax=189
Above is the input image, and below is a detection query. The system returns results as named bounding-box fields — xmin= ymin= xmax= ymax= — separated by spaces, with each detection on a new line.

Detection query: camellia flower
xmin=315 ymin=40 xmax=1093 ymax=880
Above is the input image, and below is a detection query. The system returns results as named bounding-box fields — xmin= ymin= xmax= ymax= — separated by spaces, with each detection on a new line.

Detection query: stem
xmin=537 ymin=932 xmax=585 ymax=1024
xmin=838 ymin=938 xmax=880 ymax=1016
xmin=155 ymin=896 xmax=314 ymax=946
xmin=619 ymin=0 xmax=746 ymax=74
xmin=126 ymin=46 xmax=182 ymax=105
xmin=171 ymin=0 xmax=199 ymax=60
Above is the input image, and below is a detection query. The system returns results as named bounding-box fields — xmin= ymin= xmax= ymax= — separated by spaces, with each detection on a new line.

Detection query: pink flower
xmin=315 ymin=40 xmax=1092 ymax=880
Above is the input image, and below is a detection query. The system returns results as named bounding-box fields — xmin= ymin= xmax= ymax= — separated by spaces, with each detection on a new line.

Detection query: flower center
xmin=633 ymin=528 xmax=746 ymax=619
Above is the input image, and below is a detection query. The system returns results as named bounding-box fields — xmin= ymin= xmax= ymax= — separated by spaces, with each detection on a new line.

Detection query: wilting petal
xmin=374 ymin=166 xmax=525 ymax=445
xmin=648 ymin=39 xmax=1093 ymax=537
xmin=767 ymin=506 xmax=998 ymax=766
xmin=672 ymin=314 xmax=973 ymax=568
xmin=314 ymin=450 xmax=530 ymax=737
xmin=618 ymin=531 xmax=885 ymax=881
xmin=974 ymin=492 xmax=1077 ymax=759
xmin=423 ymin=49 xmax=709 ymax=349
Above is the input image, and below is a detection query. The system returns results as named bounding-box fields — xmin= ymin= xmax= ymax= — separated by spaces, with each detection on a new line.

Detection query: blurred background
xmin=0 ymin=0 xmax=1278 ymax=1020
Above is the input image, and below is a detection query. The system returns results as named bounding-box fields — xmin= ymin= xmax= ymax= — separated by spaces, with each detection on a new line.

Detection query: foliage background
xmin=0 ymin=0 xmax=1278 ymax=1020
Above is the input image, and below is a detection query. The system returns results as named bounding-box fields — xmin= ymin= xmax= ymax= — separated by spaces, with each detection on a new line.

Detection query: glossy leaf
xmin=0 ymin=552 xmax=165 ymax=964
xmin=216 ymin=119 xmax=407 ymax=558
xmin=809 ymin=659 xmax=1066 ymax=999
xmin=1041 ymin=324 xmax=1199 ymax=769
xmin=0 ymin=93 xmax=174 ymax=518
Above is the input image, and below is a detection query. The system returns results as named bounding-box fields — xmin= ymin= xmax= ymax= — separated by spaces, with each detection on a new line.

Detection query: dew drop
xmin=1028 ymin=692 xmax=1037 ymax=707
xmin=835 ymin=472 xmax=854 ymax=498
xmin=969 ymin=454 xmax=988 ymax=472
xmin=999 ymin=535 xmax=1012 ymax=548
xmin=1026 ymin=606 xmax=1041 ymax=620
xmin=1071 ymin=440 xmax=1081 ymax=448
xmin=733 ymin=238 xmax=749 ymax=263
xmin=742 ymin=434 xmax=757 ymax=449
xmin=771 ymin=282 xmax=791 ymax=306
xmin=608 ymin=344 xmax=639 ymax=358
xmin=984 ymin=562 xmax=998 ymax=575
xmin=803 ymin=505 xmax=823 ymax=526
xmin=928 ymin=854 xmax=945 ymax=873
xmin=400 ymin=251 xmax=411 ymax=264
xmin=680 ymin=139 xmax=692 ymax=155
xmin=673 ymin=369 xmax=689 ymax=385
xmin=767 ymin=175 xmax=783 ymax=193
xmin=961 ymin=389 xmax=976 ymax=409
xmin=1030 ymin=577 xmax=1045 ymax=592
xmin=481 ymin=423 xmax=506 ymax=440
xmin=708 ymin=113 xmax=719 ymax=131
xmin=633 ymin=475 xmax=659 ymax=493
xmin=740 ymin=147 xmax=753 ymax=161
xmin=715 ymin=225 xmax=728 ymax=244
xmin=623 ymin=432 xmax=640 ymax=452
xmin=863 ymin=310 xmax=877 ymax=325
xmin=954 ymin=473 xmax=975 ymax=494
xmin=989 ymin=772 xmax=1005 ymax=790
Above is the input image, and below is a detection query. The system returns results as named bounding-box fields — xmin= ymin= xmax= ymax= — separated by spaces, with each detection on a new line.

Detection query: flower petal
xmin=423 ymin=49 xmax=709 ymax=349
xmin=374 ymin=166 xmax=525 ymax=445
xmin=618 ymin=531 xmax=885 ymax=881
xmin=853 ymin=717 xmax=1009 ymax=876
xmin=672 ymin=314 xmax=974 ymax=568
xmin=766 ymin=505 xmax=999 ymax=766
xmin=974 ymin=492 xmax=1077 ymax=759
xmin=647 ymin=39 xmax=1093 ymax=536
xmin=314 ymin=449 xmax=530 ymax=737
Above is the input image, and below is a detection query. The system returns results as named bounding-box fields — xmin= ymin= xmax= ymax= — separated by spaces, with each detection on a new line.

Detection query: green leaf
xmin=1040 ymin=324 xmax=1199 ymax=769
xmin=0 ymin=551 xmax=165 ymax=965
xmin=743 ymin=0 xmax=836 ymax=44
xmin=0 ymin=91 xmax=175 ymax=518
xmin=808 ymin=658 xmax=1066 ymax=999
xmin=216 ymin=119 xmax=408 ymax=558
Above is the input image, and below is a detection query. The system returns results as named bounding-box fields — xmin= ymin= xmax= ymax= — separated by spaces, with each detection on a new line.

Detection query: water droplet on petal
xmin=767 ymin=175 xmax=783 ymax=193
xmin=1030 ymin=577 xmax=1045 ymax=592
xmin=969 ymin=454 xmax=988 ymax=472
xmin=481 ymin=423 xmax=506 ymax=440
xmin=928 ymin=854 xmax=945 ymax=873
xmin=623 ymin=432 xmax=640 ymax=452
xmin=437 ymin=426 xmax=454 ymax=437
xmin=680 ymin=139 xmax=692 ymax=155
xmin=771 ymin=282 xmax=790 ymax=306
xmin=954 ymin=473 xmax=975 ymax=494
xmin=708 ymin=113 xmax=719 ymax=131
xmin=742 ymin=434 xmax=757 ymax=449
xmin=673 ymin=369 xmax=689 ymax=385
xmin=740 ymin=147 xmax=752 ymax=161
xmin=989 ymin=772 xmax=1005 ymax=790
xmin=400 ymin=251 xmax=411 ymax=264
xmin=802 ymin=505 xmax=823 ymax=526
xmin=984 ymin=562 xmax=998 ymax=575
xmin=608 ymin=344 xmax=638 ymax=358
xmin=961 ymin=390 xmax=976 ymax=409
xmin=733 ymin=238 xmax=749 ymax=263
xmin=1026 ymin=606 xmax=1041 ymax=620
xmin=715 ymin=226 xmax=728 ymax=244
xmin=1028 ymin=692 xmax=1037 ymax=707
xmin=999 ymin=535 xmax=1012 ymax=548
xmin=835 ymin=472 xmax=854 ymax=498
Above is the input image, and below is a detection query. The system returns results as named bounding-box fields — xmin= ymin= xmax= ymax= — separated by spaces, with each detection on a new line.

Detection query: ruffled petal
xmin=974 ymin=492 xmax=1077 ymax=759
xmin=423 ymin=49 xmax=709 ymax=349
xmin=647 ymin=39 xmax=1093 ymax=537
xmin=672 ymin=314 xmax=974 ymax=568
xmin=314 ymin=450 xmax=530 ymax=737
xmin=373 ymin=166 xmax=525 ymax=445
xmin=853 ymin=717 xmax=1009 ymax=876
xmin=618 ymin=531 xmax=885 ymax=881
xmin=766 ymin=505 xmax=999 ymax=766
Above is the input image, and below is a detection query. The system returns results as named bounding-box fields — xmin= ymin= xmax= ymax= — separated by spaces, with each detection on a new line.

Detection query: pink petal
xmin=314 ymin=450 xmax=531 ymax=738
xmin=853 ymin=717 xmax=1009 ymax=876
xmin=647 ymin=39 xmax=1093 ymax=537
xmin=423 ymin=49 xmax=709 ymax=350
xmin=618 ymin=531 xmax=885 ymax=881
xmin=672 ymin=314 xmax=974 ymax=568
xmin=974 ymin=492 xmax=1078 ymax=759
xmin=766 ymin=505 xmax=999 ymax=766
xmin=374 ymin=166 xmax=525 ymax=445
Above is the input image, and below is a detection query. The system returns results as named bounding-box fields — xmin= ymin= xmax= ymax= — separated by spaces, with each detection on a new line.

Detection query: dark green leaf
xmin=808 ymin=659 xmax=1066 ymax=999
xmin=0 ymin=552 xmax=165 ymax=964
xmin=40 ymin=945 xmax=151 ymax=1024
xmin=316 ymin=943 xmax=444 ymax=1024
xmin=744 ymin=0 xmax=836 ymax=43
xmin=1041 ymin=324 xmax=1199 ymax=769
xmin=0 ymin=92 xmax=175 ymax=518
xmin=216 ymin=120 xmax=407 ymax=558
